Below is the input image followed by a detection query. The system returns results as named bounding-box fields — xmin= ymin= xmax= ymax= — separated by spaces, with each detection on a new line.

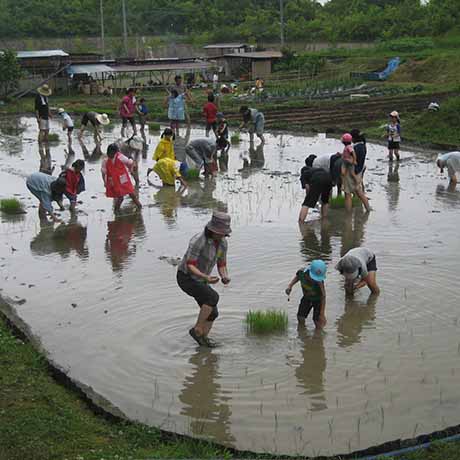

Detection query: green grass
xmin=0 ymin=198 xmax=25 ymax=214
xmin=47 ymin=133 xmax=60 ymax=143
xmin=330 ymin=194 xmax=360 ymax=209
xmin=245 ymin=309 xmax=288 ymax=334
xmin=230 ymin=132 xmax=241 ymax=144
xmin=148 ymin=121 xmax=161 ymax=131
xmin=186 ymin=168 xmax=200 ymax=180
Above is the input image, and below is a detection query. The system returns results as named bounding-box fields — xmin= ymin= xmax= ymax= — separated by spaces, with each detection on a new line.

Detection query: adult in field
xmin=299 ymin=165 xmax=333 ymax=223
xmin=177 ymin=211 xmax=232 ymax=347
xmin=185 ymin=138 xmax=217 ymax=176
xmin=335 ymin=247 xmax=380 ymax=295
xmin=35 ymin=84 xmax=52 ymax=143
xmin=239 ymin=106 xmax=265 ymax=144
xmin=78 ymin=112 xmax=110 ymax=142
xmin=437 ymin=151 xmax=460 ymax=187
xmin=120 ymin=87 xmax=137 ymax=137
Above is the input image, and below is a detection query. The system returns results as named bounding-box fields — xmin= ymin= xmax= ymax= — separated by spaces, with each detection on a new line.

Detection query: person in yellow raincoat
xmin=147 ymin=128 xmax=175 ymax=176
xmin=152 ymin=158 xmax=188 ymax=187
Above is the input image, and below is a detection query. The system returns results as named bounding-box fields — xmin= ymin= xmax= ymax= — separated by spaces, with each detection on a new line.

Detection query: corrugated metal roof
xmin=204 ymin=43 xmax=247 ymax=49
xmin=223 ymin=51 xmax=283 ymax=59
xmin=112 ymin=61 xmax=216 ymax=72
xmin=68 ymin=64 xmax=114 ymax=75
xmin=17 ymin=50 xmax=69 ymax=58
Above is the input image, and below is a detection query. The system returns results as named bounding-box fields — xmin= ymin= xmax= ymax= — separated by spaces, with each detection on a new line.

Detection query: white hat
xmin=58 ymin=108 xmax=65 ymax=114
xmin=95 ymin=113 xmax=110 ymax=125
xmin=390 ymin=110 xmax=399 ymax=118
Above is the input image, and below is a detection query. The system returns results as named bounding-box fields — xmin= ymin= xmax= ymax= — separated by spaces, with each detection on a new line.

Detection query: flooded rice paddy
xmin=1 ymin=116 xmax=460 ymax=457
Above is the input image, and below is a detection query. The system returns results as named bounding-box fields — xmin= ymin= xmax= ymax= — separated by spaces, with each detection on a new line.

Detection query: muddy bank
xmin=1 ymin=117 xmax=460 ymax=457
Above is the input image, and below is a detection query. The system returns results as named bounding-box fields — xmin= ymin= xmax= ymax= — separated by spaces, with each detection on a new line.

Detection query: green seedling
xmin=329 ymin=194 xmax=360 ymax=209
xmin=245 ymin=309 xmax=288 ymax=334
xmin=48 ymin=133 xmax=60 ymax=143
xmin=186 ymin=168 xmax=200 ymax=180
xmin=230 ymin=132 xmax=241 ymax=144
xmin=0 ymin=198 xmax=25 ymax=214
xmin=148 ymin=122 xmax=161 ymax=132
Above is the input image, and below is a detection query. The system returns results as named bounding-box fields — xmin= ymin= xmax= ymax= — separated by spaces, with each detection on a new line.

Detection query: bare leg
xmin=129 ymin=193 xmax=142 ymax=209
xmin=388 ymin=149 xmax=394 ymax=161
xmin=194 ymin=304 xmax=213 ymax=336
xmin=365 ymin=271 xmax=380 ymax=294
xmin=114 ymin=197 xmax=124 ymax=212
xmin=394 ymin=149 xmax=400 ymax=161
xmin=321 ymin=203 xmax=329 ymax=219
xmin=344 ymin=192 xmax=353 ymax=212
xmin=258 ymin=133 xmax=265 ymax=144
xmin=355 ymin=188 xmax=371 ymax=212
xmin=298 ymin=205 xmax=309 ymax=223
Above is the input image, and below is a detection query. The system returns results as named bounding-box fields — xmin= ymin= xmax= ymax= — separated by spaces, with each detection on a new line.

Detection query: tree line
xmin=0 ymin=0 xmax=458 ymax=43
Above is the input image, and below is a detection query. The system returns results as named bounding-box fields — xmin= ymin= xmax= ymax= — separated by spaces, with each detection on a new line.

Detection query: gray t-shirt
xmin=335 ymin=247 xmax=375 ymax=279
xmin=438 ymin=151 xmax=460 ymax=178
xmin=186 ymin=139 xmax=216 ymax=165
xmin=313 ymin=154 xmax=332 ymax=172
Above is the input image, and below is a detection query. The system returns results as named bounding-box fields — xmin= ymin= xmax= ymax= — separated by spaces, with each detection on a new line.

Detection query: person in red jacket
xmin=61 ymin=159 xmax=85 ymax=211
xmin=203 ymin=93 xmax=218 ymax=137
xmin=101 ymin=143 xmax=142 ymax=212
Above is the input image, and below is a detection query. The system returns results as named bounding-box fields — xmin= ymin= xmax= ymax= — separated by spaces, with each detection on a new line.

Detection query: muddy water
xmin=1 ymin=117 xmax=460 ymax=457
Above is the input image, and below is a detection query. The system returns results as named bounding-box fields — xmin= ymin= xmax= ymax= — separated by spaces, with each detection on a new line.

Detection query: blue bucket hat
xmin=306 ymin=259 xmax=327 ymax=282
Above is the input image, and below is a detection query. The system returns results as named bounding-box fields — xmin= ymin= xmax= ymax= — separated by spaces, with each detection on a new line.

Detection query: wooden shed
xmin=218 ymin=51 xmax=283 ymax=79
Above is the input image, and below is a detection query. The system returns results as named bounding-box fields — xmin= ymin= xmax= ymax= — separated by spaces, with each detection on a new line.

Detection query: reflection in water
xmin=179 ymin=350 xmax=234 ymax=444
xmin=79 ymin=138 xmax=103 ymax=163
xmin=181 ymin=178 xmax=227 ymax=213
xmin=154 ymin=185 xmax=187 ymax=228
xmin=295 ymin=326 xmax=327 ymax=412
xmin=239 ymin=142 xmax=265 ymax=178
xmin=340 ymin=210 xmax=369 ymax=257
xmin=299 ymin=221 xmax=334 ymax=263
xmin=336 ymin=294 xmax=378 ymax=349
xmin=38 ymin=143 xmax=53 ymax=174
xmin=105 ymin=213 xmax=146 ymax=272
xmin=174 ymin=126 xmax=191 ymax=163
xmin=435 ymin=183 xmax=460 ymax=206
xmin=30 ymin=215 xmax=88 ymax=259
xmin=386 ymin=163 xmax=400 ymax=212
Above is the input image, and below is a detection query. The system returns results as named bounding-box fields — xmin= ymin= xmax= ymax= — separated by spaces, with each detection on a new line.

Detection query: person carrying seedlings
xmin=185 ymin=138 xmax=218 ymax=176
xmin=58 ymin=108 xmax=74 ymax=146
xmin=35 ymin=84 xmax=52 ymax=143
xmin=285 ymin=259 xmax=327 ymax=329
xmin=216 ymin=112 xmax=230 ymax=154
xmin=336 ymin=247 xmax=380 ymax=295
xmin=436 ymin=151 xmax=460 ymax=187
xmin=239 ymin=106 xmax=265 ymax=144
xmin=78 ymin=112 xmax=110 ymax=142
xmin=386 ymin=111 xmax=401 ymax=162
xmin=177 ymin=210 xmax=232 ymax=347
xmin=59 ymin=159 xmax=85 ymax=211
xmin=151 ymin=158 xmax=188 ymax=188
xmin=120 ymin=87 xmax=137 ymax=137
xmin=203 ymin=93 xmax=218 ymax=137
xmin=101 ymin=143 xmax=142 ymax=212
xmin=26 ymin=172 xmax=66 ymax=222
xmin=136 ymin=97 xmax=149 ymax=132
xmin=147 ymin=128 xmax=176 ymax=176
xmin=340 ymin=133 xmax=359 ymax=187
xmin=299 ymin=164 xmax=333 ymax=223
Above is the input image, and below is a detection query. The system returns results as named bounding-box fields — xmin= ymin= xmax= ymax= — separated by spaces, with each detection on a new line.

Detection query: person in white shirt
xmin=58 ymin=108 xmax=74 ymax=146
xmin=437 ymin=151 xmax=460 ymax=187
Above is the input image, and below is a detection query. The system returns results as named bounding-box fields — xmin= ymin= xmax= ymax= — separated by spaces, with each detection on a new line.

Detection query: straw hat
xmin=37 ymin=84 xmax=52 ymax=96
xmin=390 ymin=110 xmax=399 ymax=118
xmin=95 ymin=113 xmax=110 ymax=125
xmin=58 ymin=108 xmax=65 ymax=114
xmin=206 ymin=211 xmax=232 ymax=235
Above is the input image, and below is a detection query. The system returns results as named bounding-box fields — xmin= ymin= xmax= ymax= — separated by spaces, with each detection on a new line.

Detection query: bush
xmin=377 ymin=37 xmax=434 ymax=53
xmin=0 ymin=198 xmax=25 ymax=214
xmin=246 ymin=309 xmax=288 ymax=334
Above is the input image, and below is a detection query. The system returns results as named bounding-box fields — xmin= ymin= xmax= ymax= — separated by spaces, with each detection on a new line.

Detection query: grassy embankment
xmin=2 ymin=313 xmax=460 ymax=460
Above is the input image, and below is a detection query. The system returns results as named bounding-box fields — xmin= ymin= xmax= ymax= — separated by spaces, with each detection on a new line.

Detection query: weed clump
xmin=0 ymin=198 xmax=25 ymax=214
xmin=329 ymin=194 xmax=360 ymax=209
xmin=48 ymin=133 xmax=60 ymax=143
xmin=246 ymin=309 xmax=288 ymax=334
xmin=148 ymin=122 xmax=161 ymax=132
xmin=230 ymin=132 xmax=241 ymax=144
xmin=186 ymin=168 xmax=200 ymax=180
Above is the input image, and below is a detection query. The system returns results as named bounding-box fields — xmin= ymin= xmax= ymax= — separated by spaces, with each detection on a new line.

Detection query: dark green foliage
xmin=0 ymin=49 xmax=23 ymax=99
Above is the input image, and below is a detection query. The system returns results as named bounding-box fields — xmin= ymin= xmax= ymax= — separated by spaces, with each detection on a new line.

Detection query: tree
xmin=0 ymin=50 xmax=23 ymax=99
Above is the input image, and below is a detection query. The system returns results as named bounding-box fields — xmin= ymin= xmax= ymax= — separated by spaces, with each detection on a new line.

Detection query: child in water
xmin=386 ymin=111 xmax=401 ymax=162
xmin=285 ymin=260 xmax=327 ymax=328
xmin=340 ymin=133 xmax=359 ymax=187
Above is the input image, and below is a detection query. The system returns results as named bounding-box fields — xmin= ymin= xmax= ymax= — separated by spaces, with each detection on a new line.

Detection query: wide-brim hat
xmin=390 ymin=110 xmax=399 ymax=118
xmin=58 ymin=108 xmax=65 ymax=114
xmin=37 ymin=84 xmax=52 ymax=96
xmin=206 ymin=210 xmax=232 ymax=235
xmin=96 ymin=113 xmax=110 ymax=125
xmin=308 ymin=259 xmax=327 ymax=282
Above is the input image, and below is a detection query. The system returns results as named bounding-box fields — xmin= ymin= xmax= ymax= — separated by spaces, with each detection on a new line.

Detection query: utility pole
xmin=121 ymin=0 xmax=128 ymax=57
xmin=280 ymin=0 xmax=285 ymax=47
xmin=100 ymin=0 xmax=105 ymax=58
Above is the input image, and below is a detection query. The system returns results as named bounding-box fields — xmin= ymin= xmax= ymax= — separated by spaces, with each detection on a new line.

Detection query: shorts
xmin=170 ymin=119 xmax=180 ymax=129
xmin=297 ymin=297 xmax=321 ymax=321
xmin=388 ymin=141 xmax=400 ymax=150
xmin=217 ymin=136 xmax=229 ymax=150
xmin=177 ymin=270 xmax=219 ymax=310
xmin=367 ymin=256 xmax=377 ymax=273
xmin=64 ymin=191 xmax=77 ymax=204
xmin=249 ymin=113 xmax=265 ymax=136
xmin=302 ymin=178 xmax=332 ymax=208
xmin=39 ymin=119 xmax=50 ymax=130
xmin=81 ymin=113 xmax=96 ymax=127
xmin=122 ymin=117 xmax=136 ymax=128
xmin=66 ymin=126 xmax=74 ymax=133
xmin=206 ymin=121 xmax=217 ymax=133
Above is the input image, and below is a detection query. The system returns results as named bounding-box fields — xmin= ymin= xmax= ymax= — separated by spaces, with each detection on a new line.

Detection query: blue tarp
xmin=351 ymin=57 xmax=401 ymax=81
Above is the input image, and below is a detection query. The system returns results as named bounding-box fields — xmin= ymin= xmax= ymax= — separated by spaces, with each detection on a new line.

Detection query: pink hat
xmin=341 ymin=133 xmax=353 ymax=143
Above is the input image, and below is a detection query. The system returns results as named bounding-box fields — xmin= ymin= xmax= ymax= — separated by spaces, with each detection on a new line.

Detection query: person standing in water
xmin=177 ymin=211 xmax=232 ymax=347
xmin=436 ymin=151 xmax=460 ymax=187
xmin=57 ymin=108 xmax=74 ymax=147
xmin=386 ymin=111 xmax=401 ymax=162
xmin=335 ymin=247 xmax=380 ymax=295
xmin=285 ymin=259 xmax=327 ymax=329
xmin=239 ymin=106 xmax=265 ymax=144
xmin=120 ymin=87 xmax=137 ymax=137
xmin=35 ymin=84 xmax=52 ymax=143
xmin=101 ymin=143 xmax=142 ymax=212
xmin=78 ymin=112 xmax=110 ymax=142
